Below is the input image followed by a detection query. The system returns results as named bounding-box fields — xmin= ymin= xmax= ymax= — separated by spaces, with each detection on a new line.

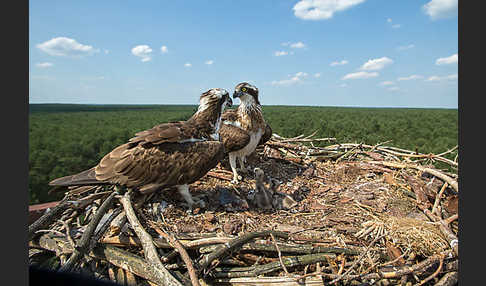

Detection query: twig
xmin=59 ymin=191 xmax=117 ymax=272
xmin=148 ymin=220 xmax=201 ymax=286
xmin=329 ymin=234 xmax=384 ymax=284
xmin=120 ymin=191 xmax=183 ymax=286
xmin=367 ymin=161 xmax=458 ymax=193
xmin=212 ymin=253 xmax=335 ymax=278
xmin=434 ymin=271 xmax=458 ymax=286
xmin=206 ymin=171 xmax=233 ymax=181
xmin=432 ymin=182 xmax=448 ymax=216
xmin=28 ymin=197 xmax=72 ymax=241
xmin=59 ymin=220 xmax=76 ymax=250
xmin=270 ymin=233 xmax=289 ymax=275
xmin=415 ymin=254 xmax=444 ymax=286
xmin=198 ymin=230 xmax=289 ymax=273
xmin=91 ymin=244 xmax=184 ymax=286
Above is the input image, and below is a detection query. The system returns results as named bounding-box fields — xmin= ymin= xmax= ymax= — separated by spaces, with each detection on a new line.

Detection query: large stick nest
xmin=28 ymin=133 xmax=459 ymax=286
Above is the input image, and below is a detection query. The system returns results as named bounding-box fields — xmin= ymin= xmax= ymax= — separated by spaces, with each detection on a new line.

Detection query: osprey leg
xmin=229 ymin=153 xmax=241 ymax=183
xmin=177 ymin=184 xmax=206 ymax=209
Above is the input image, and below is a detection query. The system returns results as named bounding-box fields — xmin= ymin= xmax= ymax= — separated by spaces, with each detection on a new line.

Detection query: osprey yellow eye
xmin=241 ymin=87 xmax=247 ymax=92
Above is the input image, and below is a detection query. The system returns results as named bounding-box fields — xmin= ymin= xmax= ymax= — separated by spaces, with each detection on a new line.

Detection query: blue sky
xmin=29 ymin=0 xmax=458 ymax=108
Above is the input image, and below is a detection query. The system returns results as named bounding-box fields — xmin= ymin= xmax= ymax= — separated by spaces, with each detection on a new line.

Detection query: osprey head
xmin=233 ymin=82 xmax=260 ymax=105
xmin=199 ymin=88 xmax=232 ymax=110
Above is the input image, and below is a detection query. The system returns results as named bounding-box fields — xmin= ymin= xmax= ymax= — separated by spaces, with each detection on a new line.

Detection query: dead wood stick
xmin=119 ymin=191 xmax=183 ymax=286
xmin=270 ymin=233 xmax=289 ymax=275
xmin=415 ymin=254 xmax=444 ymax=286
xmin=316 ymin=253 xmax=446 ymax=283
xmin=367 ymin=161 xmax=458 ymax=192
xmin=329 ymin=234 xmax=384 ymax=284
xmin=148 ymin=221 xmax=201 ymax=286
xmin=90 ymin=207 xmax=123 ymax=250
xmin=199 ymin=242 xmax=360 ymax=256
xmin=198 ymin=230 xmax=289 ymax=272
xmin=59 ymin=191 xmax=117 ymax=272
xmin=433 ymin=271 xmax=458 ymax=286
xmin=91 ymin=244 xmax=182 ymax=285
xmin=163 ymin=237 xmax=233 ymax=262
xmin=266 ymin=141 xmax=306 ymax=151
xmin=28 ymin=198 xmax=72 ymax=241
xmin=424 ymin=209 xmax=458 ymax=257
xmin=206 ymin=171 xmax=233 ymax=181
xmin=279 ymin=138 xmax=336 ymax=143
xmin=432 ymin=182 xmax=448 ymax=216
xmin=443 ymin=214 xmax=458 ymax=225
xmin=102 ymin=234 xmax=231 ymax=250
xmin=212 ymin=252 xmax=335 ymax=278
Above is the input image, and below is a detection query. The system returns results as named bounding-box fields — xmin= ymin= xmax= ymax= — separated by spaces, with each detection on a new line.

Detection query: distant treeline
xmin=29 ymin=104 xmax=458 ymax=204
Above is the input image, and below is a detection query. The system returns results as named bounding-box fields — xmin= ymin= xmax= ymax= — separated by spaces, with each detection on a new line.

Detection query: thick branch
xmin=59 ymin=191 xmax=117 ymax=272
xmin=198 ymin=231 xmax=289 ymax=272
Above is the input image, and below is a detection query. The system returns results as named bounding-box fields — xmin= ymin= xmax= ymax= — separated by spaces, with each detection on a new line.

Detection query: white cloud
xmin=274 ymin=51 xmax=289 ymax=56
xmin=35 ymin=62 xmax=53 ymax=68
xmin=314 ymin=73 xmax=321 ymax=78
xmin=104 ymin=49 xmax=110 ymax=54
xmin=36 ymin=37 xmax=99 ymax=57
xmin=271 ymin=72 xmax=308 ymax=86
xmin=160 ymin=45 xmax=168 ymax=53
xmin=340 ymin=83 xmax=348 ymax=87
xmin=435 ymin=53 xmax=458 ymax=65
xmin=205 ymin=60 xmax=214 ymax=65
xmin=397 ymin=75 xmax=423 ymax=81
xmin=342 ymin=71 xmax=379 ymax=80
xmin=379 ymin=81 xmax=394 ymax=86
xmin=360 ymin=57 xmax=393 ymax=71
xmin=184 ymin=62 xmax=192 ymax=67
xmin=387 ymin=18 xmax=392 ymax=23
xmin=423 ymin=0 xmax=458 ymax=20
xmin=290 ymin=41 xmax=306 ymax=49
xmin=426 ymin=75 xmax=442 ymax=82
xmin=387 ymin=86 xmax=400 ymax=91
xmin=293 ymin=0 xmax=366 ymax=20
xmin=426 ymin=74 xmax=458 ymax=82
xmin=397 ymin=44 xmax=415 ymax=51
xmin=330 ymin=60 xmax=349 ymax=66
xmin=131 ymin=45 xmax=153 ymax=62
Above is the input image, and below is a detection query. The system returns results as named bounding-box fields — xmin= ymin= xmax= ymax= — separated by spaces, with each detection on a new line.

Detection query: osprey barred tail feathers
xmin=49 ymin=88 xmax=232 ymax=210
xmin=219 ymin=82 xmax=272 ymax=184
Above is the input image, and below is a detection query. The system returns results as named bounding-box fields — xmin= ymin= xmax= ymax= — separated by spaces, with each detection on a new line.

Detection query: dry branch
xmin=119 ymin=191 xmax=183 ymax=286
xmin=199 ymin=231 xmax=289 ymax=272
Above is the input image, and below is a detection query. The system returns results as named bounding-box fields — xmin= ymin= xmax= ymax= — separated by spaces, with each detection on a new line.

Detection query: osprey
xmin=49 ymin=88 xmax=232 ymax=209
xmin=219 ymin=82 xmax=272 ymax=183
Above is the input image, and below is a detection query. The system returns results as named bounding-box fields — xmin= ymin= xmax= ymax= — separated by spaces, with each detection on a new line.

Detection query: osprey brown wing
xmin=221 ymin=109 xmax=238 ymax=123
xmin=129 ymin=121 xmax=197 ymax=146
xmin=219 ymin=124 xmax=251 ymax=153
xmin=48 ymin=167 xmax=106 ymax=187
xmin=258 ymin=123 xmax=273 ymax=145
xmin=50 ymin=121 xmax=220 ymax=188
xmin=94 ymin=140 xmax=224 ymax=189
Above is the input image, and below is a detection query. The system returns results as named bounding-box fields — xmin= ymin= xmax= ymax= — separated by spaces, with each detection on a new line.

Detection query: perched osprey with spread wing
xmin=219 ymin=82 xmax=272 ymax=183
xmin=49 ymin=88 xmax=232 ymax=209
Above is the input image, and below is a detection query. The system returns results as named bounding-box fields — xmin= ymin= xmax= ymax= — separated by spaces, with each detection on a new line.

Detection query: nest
xmin=28 ymin=133 xmax=459 ymax=286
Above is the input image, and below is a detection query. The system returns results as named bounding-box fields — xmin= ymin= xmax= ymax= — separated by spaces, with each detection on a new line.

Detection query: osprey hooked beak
xmin=233 ymin=90 xmax=243 ymax=99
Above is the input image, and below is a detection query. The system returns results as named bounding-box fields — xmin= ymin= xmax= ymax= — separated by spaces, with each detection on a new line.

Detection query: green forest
xmin=29 ymin=104 xmax=458 ymax=204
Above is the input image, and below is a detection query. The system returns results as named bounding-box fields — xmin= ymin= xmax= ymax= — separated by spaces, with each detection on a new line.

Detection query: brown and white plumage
xmin=49 ymin=88 xmax=232 ymax=209
xmin=219 ymin=82 xmax=272 ymax=183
